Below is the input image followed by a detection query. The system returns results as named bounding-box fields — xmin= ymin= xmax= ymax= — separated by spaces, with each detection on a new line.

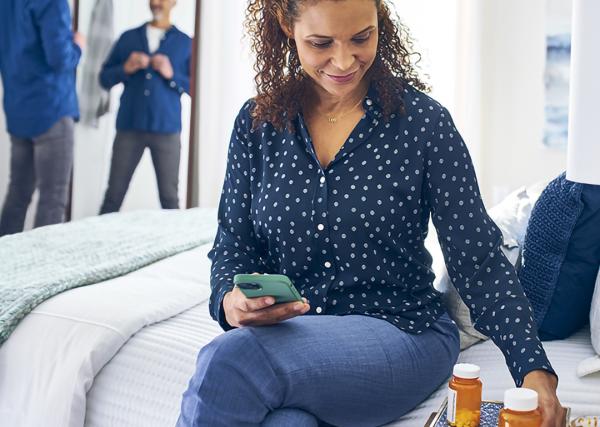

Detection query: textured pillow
xmin=429 ymin=184 xmax=546 ymax=349
xmin=531 ymin=183 xmax=600 ymax=340
xmin=519 ymin=174 xmax=586 ymax=328
xmin=576 ymin=269 xmax=600 ymax=377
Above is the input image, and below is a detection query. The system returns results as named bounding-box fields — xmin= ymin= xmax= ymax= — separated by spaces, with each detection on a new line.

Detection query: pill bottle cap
xmin=452 ymin=363 xmax=480 ymax=379
xmin=503 ymin=388 xmax=538 ymax=412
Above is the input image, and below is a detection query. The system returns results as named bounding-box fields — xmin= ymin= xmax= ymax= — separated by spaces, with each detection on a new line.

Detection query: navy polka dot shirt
xmin=208 ymin=83 xmax=556 ymax=386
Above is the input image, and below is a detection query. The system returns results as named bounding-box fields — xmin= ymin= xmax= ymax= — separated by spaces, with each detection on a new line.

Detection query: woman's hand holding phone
xmin=222 ymin=274 xmax=310 ymax=327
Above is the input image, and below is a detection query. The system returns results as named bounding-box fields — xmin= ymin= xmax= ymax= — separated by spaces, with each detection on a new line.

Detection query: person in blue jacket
xmin=98 ymin=0 xmax=191 ymax=213
xmin=0 ymin=0 xmax=84 ymax=236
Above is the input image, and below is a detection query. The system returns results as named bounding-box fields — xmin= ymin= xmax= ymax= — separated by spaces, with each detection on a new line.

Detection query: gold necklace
xmin=324 ymin=95 xmax=365 ymax=124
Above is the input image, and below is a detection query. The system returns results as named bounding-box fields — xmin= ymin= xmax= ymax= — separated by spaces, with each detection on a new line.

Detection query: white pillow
xmin=576 ymin=268 xmax=600 ymax=377
xmin=429 ymin=184 xmax=546 ymax=350
xmin=591 ymin=269 xmax=600 ymax=355
xmin=488 ymin=182 xmax=547 ymax=249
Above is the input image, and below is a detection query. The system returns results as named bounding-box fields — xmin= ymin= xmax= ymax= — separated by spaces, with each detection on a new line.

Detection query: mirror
xmin=71 ymin=0 xmax=200 ymax=220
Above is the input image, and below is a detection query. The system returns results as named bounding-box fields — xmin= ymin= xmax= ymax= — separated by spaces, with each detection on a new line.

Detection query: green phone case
xmin=233 ymin=274 xmax=303 ymax=304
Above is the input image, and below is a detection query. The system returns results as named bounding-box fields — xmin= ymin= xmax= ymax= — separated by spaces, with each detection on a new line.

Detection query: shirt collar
xmin=143 ymin=22 xmax=178 ymax=36
xmin=363 ymin=81 xmax=383 ymax=120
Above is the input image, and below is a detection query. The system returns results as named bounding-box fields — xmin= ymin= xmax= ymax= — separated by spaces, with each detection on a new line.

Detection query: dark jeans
xmin=99 ymin=131 xmax=181 ymax=214
xmin=0 ymin=117 xmax=74 ymax=236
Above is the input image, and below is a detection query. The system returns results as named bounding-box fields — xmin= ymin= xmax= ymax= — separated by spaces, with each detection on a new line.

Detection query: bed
xmin=85 ymin=245 xmax=600 ymax=427
xmin=1 ymin=206 xmax=599 ymax=426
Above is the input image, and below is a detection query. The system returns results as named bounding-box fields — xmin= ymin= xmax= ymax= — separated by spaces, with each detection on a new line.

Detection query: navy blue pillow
xmin=538 ymin=184 xmax=600 ymax=340
xmin=519 ymin=174 xmax=584 ymax=326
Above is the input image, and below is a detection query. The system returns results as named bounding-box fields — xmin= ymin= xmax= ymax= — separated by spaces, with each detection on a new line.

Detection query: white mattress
xmin=85 ymin=298 xmax=600 ymax=426
xmin=85 ymin=300 xmax=220 ymax=427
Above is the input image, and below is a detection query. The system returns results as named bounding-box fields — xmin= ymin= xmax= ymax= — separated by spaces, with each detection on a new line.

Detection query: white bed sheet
xmin=85 ymin=300 xmax=219 ymax=426
xmin=0 ymin=244 xmax=214 ymax=427
xmin=83 ymin=242 xmax=600 ymax=427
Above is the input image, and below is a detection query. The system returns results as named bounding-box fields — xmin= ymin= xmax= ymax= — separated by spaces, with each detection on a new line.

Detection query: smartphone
xmin=233 ymin=274 xmax=303 ymax=304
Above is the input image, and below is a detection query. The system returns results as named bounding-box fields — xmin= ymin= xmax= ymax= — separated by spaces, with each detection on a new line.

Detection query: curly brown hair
xmin=244 ymin=0 xmax=430 ymax=131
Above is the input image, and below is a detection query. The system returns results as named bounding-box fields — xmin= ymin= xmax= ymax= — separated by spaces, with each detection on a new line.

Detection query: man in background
xmin=0 ymin=0 xmax=85 ymax=236
xmin=99 ymin=0 xmax=191 ymax=213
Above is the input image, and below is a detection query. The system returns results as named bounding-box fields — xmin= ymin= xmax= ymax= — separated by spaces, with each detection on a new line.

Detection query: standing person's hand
xmin=222 ymin=278 xmax=310 ymax=328
xmin=151 ymin=54 xmax=174 ymax=80
xmin=522 ymin=370 xmax=566 ymax=427
xmin=124 ymin=52 xmax=150 ymax=74
xmin=73 ymin=32 xmax=86 ymax=49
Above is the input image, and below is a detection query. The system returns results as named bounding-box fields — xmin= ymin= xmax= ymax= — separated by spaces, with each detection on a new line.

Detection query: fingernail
xmin=295 ymin=303 xmax=305 ymax=311
xmin=265 ymin=298 xmax=274 ymax=305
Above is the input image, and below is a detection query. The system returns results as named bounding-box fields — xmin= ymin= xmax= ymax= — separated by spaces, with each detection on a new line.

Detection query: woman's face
xmin=291 ymin=0 xmax=379 ymax=99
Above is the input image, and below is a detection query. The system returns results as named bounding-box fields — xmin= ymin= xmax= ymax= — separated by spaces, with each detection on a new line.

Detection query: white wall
xmin=196 ymin=1 xmax=254 ymax=207
xmin=479 ymin=0 xmax=567 ymax=205
xmin=391 ymin=0 xmax=458 ymax=113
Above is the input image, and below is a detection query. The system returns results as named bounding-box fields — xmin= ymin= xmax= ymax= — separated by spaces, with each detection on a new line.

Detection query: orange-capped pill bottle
xmin=498 ymin=388 xmax=542 ymax=427
xmin=447 ymin=363 xmax=482 ymax=427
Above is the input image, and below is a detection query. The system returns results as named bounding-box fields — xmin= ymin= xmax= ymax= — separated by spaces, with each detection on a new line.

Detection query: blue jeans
xmin=0 ymin=117 xmax=74 ymax=236
xmin=177 ymin=313 xmax=460 ymax=427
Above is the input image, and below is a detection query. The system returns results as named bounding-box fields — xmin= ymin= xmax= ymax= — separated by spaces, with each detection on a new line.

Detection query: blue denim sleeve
xmin=207 ymin=102 xmax=267 ymax=331
xmin=424 ymin=107 xmax=557 ymax=386
xmin=31 ymin=0 xmax=81 ymax=72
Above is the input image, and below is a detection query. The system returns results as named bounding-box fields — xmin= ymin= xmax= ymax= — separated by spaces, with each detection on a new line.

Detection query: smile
xmin=325 ymin=71 xmax=358 ymax=84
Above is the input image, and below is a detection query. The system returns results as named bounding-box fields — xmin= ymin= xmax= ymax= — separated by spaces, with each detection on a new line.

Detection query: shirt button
xmin=144 ymin=89 xmax=150 ymax=96
xmin=317 ymin=224 xmax=325 ymax=231
xmin=320 ymin=176 xmax=326 ymax=184
xmin=170 ymin=81 xmax=177 ymax=88
xmin=324 ymin=261 xmax=332 ymax=268
xmin=316 ymin=307 xmax=323 ymax=314
xmin=145 ymin=73 xmax=152 ymax=79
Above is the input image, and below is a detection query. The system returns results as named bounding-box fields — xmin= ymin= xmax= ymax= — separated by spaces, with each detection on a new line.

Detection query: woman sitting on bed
xmin=177 ymin=0 xmax=565 ymax=425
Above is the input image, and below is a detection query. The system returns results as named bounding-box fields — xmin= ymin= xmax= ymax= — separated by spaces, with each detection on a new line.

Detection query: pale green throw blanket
xmin=0 ymin=208 xmax=217 ymax=345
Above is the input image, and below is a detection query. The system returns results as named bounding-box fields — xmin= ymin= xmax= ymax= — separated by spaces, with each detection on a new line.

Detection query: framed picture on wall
xmin=543 ymin=0 xmax=572 ymax=149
